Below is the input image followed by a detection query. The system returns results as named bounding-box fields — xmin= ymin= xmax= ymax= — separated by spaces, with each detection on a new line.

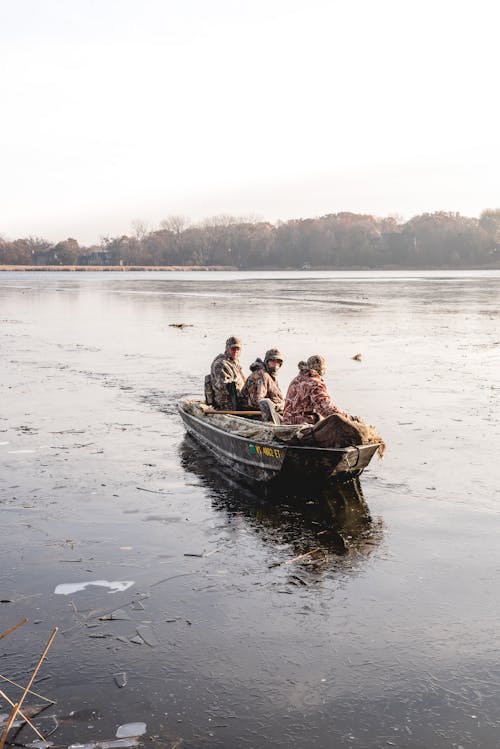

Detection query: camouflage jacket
xmin=241 ymin=359 xmax=285 ymax=412
xmin=283 ymin=369 xmax=342 ymax=425
xmin=210 ymin=352 xmax=246 ymax=410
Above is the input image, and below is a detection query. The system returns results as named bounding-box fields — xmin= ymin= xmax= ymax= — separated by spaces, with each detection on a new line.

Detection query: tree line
xmin=1 ymin=210 xmax=499 ymax=268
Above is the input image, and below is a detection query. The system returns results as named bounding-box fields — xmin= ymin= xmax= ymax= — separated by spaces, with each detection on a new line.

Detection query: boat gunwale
xmin=177 ymin=401 xmax=381 ymax=456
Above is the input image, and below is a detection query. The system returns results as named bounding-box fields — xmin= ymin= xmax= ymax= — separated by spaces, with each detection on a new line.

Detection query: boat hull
xmin=178 ymin=404 xmax=380 ymax=485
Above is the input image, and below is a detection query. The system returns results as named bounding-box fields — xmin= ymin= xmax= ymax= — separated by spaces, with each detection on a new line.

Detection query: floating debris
xmin=285 ymin=546 xmax=322 ymax=564
xmin=288 ymin=575 xmax=308 ymax=587
xmin=0 ymin=675 xmax=55 ymax=705
xmin=135 ymin=626 xmax=158 ymax=648
xmin=116 ymin=723 xmax=146 ymax=738
xmin=269 ymin=548 xmax=322 ymax=568
xmin=0 ymin=618 xmax=27 ymax=640
xmin=101 ymin=740 xmax=139 ymax=749
xmin=0 ymin=627 xmax=58 ymax=749
xmin=99 ymin=609 xmax=131 ymax=622
xmin=168 ymin=323 xmax=193 ymax=329
xmin=113 ymin=672 xmax=128 ymax=689
xmin=54 ymin=581 xmax=134 ymax=596
xmin=136 ymin=487 xmax=171 ymax=495
xmin=352 ymin=353 xmax=362 ymax=361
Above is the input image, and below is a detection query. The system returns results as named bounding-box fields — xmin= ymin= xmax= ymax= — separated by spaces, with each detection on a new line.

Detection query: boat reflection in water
xmin=179 ymin=435 xmax=384 ymax=570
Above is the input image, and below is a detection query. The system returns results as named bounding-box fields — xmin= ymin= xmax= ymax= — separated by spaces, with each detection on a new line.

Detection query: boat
xmin=177 ymin=400 xmax=382 ymax=485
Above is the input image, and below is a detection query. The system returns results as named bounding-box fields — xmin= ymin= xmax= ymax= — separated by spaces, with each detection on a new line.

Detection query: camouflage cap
xmin=226 ymin=336 xmax=242 ymax=348
xmin=306 ymin=354 xmax=326 ymax=374
xmin=264 ymin=348 xmax=284 ymax=363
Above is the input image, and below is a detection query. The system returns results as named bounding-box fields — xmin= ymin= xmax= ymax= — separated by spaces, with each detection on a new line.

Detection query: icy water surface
xmin=1 ymin=270 xmax=499 ymax=749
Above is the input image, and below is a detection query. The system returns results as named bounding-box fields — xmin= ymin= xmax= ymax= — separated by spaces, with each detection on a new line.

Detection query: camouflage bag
xmin=298 ymin=413 xmax=385 ymax=456
xmin=204 ymin=374 xmax=215 ymax=406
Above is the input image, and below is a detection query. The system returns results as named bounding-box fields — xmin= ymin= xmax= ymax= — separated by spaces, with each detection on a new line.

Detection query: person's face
xmin=267 ymin=358 xmax=282 ymax=374
xmin=227 ymin=345 xmax=241 ymax=360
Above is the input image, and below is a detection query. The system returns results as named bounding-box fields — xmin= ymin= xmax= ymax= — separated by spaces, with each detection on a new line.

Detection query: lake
xmin=1 ymin=270 xmax=499 ymax=749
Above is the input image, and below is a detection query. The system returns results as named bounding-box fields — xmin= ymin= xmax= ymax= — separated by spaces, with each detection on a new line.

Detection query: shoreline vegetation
xmin=1 ymin=264 xmax=499 ymax=272
xmin=0 ymin=264 xmax=239 ymax=272
xmin=2 ymin=209 xmax=500 ymax=269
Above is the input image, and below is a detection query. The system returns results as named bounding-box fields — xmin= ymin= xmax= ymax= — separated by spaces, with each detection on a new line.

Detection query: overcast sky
xmin=1 ymin=0 xmax=499 ymax=244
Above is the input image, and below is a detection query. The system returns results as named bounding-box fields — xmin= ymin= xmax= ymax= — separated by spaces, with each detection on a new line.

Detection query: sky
xmin=1 ymin=0 xmax=499 ymax=245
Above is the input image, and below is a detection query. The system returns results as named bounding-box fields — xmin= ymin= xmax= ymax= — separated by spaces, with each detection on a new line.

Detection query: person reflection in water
xmin=283 ymin=354 xmax=346 ymax=425
xmin=209 ymin=336 xmax=246 ymax=410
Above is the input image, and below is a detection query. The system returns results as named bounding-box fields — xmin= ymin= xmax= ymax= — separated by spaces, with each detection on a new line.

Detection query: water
xmin=1 ymin=270 xmax=499 ymax=748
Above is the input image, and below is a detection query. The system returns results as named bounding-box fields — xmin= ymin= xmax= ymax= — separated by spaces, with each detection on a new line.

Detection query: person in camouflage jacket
xmin=241 ymin=348 xmax=285 ymax=413
xmin=283 ymin=354 xmax=346 ymax=425
xmin=209 ymin=336 xmax=246 ymax=410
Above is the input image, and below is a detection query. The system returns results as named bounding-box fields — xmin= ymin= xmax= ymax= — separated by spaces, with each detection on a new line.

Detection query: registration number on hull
xmin=249 ymin=444 xmax=282 ymax=460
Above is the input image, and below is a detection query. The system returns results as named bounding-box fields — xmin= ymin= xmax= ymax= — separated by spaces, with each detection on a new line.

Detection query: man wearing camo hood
xmin=209 ymin=336 xmax=246 ymax=410
xmin=283 ymin=354 xmax=346 ymax=425
xmin=241 ymin=348 xmax=285 ymax=420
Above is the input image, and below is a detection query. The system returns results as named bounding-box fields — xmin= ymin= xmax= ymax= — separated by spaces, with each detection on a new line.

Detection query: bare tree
xmin=159 ymin=215 xmax=190 ymax=235
xmin=131 ymin=219 xmax=149 ymax=240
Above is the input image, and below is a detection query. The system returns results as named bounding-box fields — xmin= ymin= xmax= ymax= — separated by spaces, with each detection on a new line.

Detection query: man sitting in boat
xmin=241 ymin=348 xmax=285 ymax=423
xmin=208 ymin=336 xmax=246 ymax=410
xmin=283 ymin=354 xmax=347 ymax=425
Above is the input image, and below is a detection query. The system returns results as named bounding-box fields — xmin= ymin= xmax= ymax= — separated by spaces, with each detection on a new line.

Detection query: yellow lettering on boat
xmin=251 ymin=445 xmax=282 ymax=460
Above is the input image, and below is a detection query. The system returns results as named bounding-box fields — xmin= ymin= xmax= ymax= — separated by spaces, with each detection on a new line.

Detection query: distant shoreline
xmin=0 ymin=265 xmax=239 ymax=272
xmin=0 ymin=264 xmax=499 ymax=272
